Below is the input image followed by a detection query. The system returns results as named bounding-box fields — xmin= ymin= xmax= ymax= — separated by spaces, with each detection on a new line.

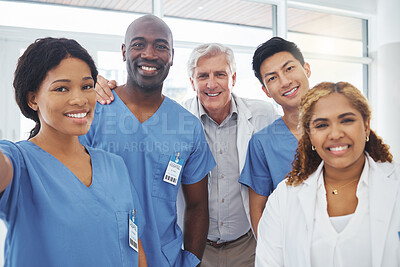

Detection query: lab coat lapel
xmin=369 ymin=158 xmax=399 ymax=267
xmin=297 ymin=163 xmax=323 ymax=265
xmin=234 ymin=94 xmax=254 ymax=171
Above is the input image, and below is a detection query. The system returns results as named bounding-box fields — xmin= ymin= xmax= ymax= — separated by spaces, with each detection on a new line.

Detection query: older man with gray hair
xmin=181 ymin=43 xmax=280 ymax=266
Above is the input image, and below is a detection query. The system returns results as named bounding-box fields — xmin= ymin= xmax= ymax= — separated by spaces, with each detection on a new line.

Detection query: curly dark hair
xmin=13 ymin=37 xmax=98 ymax=139
xmin=286 ymin=82 xmax=392 ymax=186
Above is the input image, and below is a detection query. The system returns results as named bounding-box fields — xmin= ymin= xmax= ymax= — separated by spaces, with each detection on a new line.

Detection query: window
xmin=287 ymin=7 xmax=368 ymax=94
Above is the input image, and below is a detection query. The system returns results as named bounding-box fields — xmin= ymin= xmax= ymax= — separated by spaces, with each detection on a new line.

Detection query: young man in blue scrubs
xmin=239 ymin=37 xmax=311 ymax=237
xmin=80 ymin=15 xmax=215 ymax=266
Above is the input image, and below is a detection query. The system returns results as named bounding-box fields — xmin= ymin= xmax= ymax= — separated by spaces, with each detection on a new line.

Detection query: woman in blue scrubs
xmin=0 ymin=37 xmax=147 ymax=266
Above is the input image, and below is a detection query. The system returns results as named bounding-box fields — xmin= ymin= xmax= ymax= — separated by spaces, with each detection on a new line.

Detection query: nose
xmin=280 ymin=73 xmax=292 ymax=88
xmin=328 ymin=123 xmax=344 ymax=140
xmin=207 ymin=75 xmax=217 ymax=89
xmin=69 ymin=90 xmax=89 ymax=106
xmin=141 ymin=45 xmax=157 ymax=60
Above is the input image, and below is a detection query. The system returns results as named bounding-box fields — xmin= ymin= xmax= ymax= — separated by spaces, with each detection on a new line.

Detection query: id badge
xmin=163 ymin=152 xmax=184 ymax=186
xmin=129 ymin=209 xmax=138 ymax=252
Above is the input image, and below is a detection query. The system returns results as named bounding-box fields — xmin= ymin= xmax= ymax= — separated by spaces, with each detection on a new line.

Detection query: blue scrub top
xmin=80 ymin=94 xmax=216 ymax=267
xmin=0 ymin=140 xmax=144 ymax=267
xmin=239 ymin=117 xmax=298 ymax=196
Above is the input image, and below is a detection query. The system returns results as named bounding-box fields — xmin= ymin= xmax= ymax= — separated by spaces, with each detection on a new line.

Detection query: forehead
xmin=311 ymin=93 xmax=360 ymax=118
xmin=126 ymin=18 xmax=172 ymax=45
xmin=47 ymin=57 xmax=90 ymax=76
xmin=260 ymin=51 xmax=301 ymax=73
xmin=195 ymin=54 xmax=230 ymax=71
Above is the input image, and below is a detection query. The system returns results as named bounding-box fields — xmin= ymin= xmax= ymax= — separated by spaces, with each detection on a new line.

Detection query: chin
xmin=325 ymin=158 xmax=358 ymax=170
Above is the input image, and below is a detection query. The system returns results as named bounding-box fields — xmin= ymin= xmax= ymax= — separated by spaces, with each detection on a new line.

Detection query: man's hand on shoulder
xmin=96 ymin=75 xmax=117 ymax=105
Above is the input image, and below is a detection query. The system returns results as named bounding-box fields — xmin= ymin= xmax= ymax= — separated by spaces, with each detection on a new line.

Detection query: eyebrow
xmin=130 ymin=37 xmax=170 ymax=45
xmin=263 ymin=60 xmax=294 ymax=79
xmin=311 ymin=112 xmax=357 ymax=124
xmin=51 ymin=76 xmax=93 ymax=85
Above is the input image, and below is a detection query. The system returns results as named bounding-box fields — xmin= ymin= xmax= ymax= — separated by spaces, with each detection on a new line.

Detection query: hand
xmin=95 ymin=75 xmax=117 ymax=105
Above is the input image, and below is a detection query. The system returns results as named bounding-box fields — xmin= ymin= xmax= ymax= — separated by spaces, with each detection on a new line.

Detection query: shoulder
xmin=167 ymin=97 xmax=197 ymax=116
xmin=251 ymin=118 xmax=282 ymax=139
xmin=181 ymin=97 xmax=196 ymax=110
xmin=367 ymin=154 xmax=400 ymax=178
xmin=234 ymin=94 xmax=278 ymax=114
xmin=234 ymin=94 xmax=281 ymax=130
xmin=164 ymin=97 xmax=204 ymax=133
xmin=0 ymin=140 xmax=31 ymax=156
xmin=0 ymin=139 xmax=18 ymax=149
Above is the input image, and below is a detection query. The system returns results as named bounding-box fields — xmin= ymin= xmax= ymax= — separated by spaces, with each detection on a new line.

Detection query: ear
xmin=261 ymin=85 xmax=272 ymax=98
xmin=27 ymin=91 xmax=38 ymax=111
xmin=365 ymin=119 xmax=371 ymax=138
xmin=303 ymin=62 xmax=311 ymax=78
xmin=232 ymin=72 xmax=237 ymax=87
xmin=171 ymin=48 xmax=174 ymax=66
xmin=122 ymin=44 xmax=127 ymax=62
xmin=190 ymin=77 xmax=196 ymax=92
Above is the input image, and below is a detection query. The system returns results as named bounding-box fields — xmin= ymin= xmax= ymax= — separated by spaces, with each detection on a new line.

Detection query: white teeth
xmin=141 ymin=66 xmax=157 ymax=71
xmin=206 ymin=93 xmax=220 ymax=97
xmin=329 ymin=145 xmax=349 ymax=151
xmin=283 ymin=87 xmax=298 ymax=96
xmin=66 ymin=113 xmax=87 ymax=118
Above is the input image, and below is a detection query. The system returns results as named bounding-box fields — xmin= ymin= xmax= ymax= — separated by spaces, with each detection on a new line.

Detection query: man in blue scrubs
xmin=239 ymin=37 xmax=311 ymax=237
xmin=80 ymin=15 xmax=215 ymax=266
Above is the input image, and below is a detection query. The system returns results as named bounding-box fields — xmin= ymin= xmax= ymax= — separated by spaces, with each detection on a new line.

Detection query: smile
xmin=328 ymin=145 xmax=349 ymax=152
xmin=66 ymin=113 xmax=87 ymax=118
xmin=205 ymin=92 xmax=221 ymax=97
xmin=140 ymin=66 xmax=158 ymax=71
xmin=283 ymin=87 xmax=298 ymax=96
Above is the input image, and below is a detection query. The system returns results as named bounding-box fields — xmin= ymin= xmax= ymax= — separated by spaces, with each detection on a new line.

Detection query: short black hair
xmin=252 ymin=37 xmax=305 ymax=86
xmin=13 ymin=37 xmax=98 ymax=138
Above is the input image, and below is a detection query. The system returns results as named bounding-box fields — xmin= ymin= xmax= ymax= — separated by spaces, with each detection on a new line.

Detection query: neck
xmin=204 ymin=101 xmax=231 ymax=125
xmin=30 ymin=130 xmax=84 ymax=156
xmin=117 ymin=83 xmax=164 ymax=108
xmin=116 ymin=84 xmax=165 ymax=123
xmin=323 ymin=156 xmax=366 ymax=185
xmin=208 ymin=110 xmax=230 ymax=125
xmin=282 ymin=108 xmax=300 ymax=140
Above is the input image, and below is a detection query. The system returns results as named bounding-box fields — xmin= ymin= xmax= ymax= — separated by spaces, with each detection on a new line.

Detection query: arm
xmin=0 ymin=150 xmax=13 ymax=192
xmin=95 ymin=75 xmax=117 ymax=104
xmin=182 ymin=176 xmax=209 ymax=262
xmin=249 ymin=187 xmax=268 ymax=238
xmin=138 ymin=238 xmax=147 ymax=267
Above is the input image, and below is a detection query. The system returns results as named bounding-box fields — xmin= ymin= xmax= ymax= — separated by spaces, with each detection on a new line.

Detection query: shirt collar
xmin=198 ymin=95 xmax=238 ymax=124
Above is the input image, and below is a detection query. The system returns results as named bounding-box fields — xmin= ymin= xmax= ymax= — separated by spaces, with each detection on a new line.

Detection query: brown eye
xmin=54 ymin=87 xmax=67 ymax=92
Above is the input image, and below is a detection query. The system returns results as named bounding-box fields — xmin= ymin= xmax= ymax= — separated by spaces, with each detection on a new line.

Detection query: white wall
xmin=370 ymin=0 xmax=400 ymax=161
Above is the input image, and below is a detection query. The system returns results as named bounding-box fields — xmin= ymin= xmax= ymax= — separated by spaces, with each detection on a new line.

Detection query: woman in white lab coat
xmin=256 ymin=82 xmax=399 ymax=267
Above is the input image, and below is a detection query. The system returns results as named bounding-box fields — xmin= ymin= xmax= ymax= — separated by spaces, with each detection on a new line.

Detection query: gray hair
xmin=187 ymin=43 xmax=236 ymax=78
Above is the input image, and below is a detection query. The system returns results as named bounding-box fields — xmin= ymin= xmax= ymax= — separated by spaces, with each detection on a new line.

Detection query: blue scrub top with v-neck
xmin=80 ymin=94 xmax=216 ymax=267
xmin=0 ymin=140 xmax=144 ymax=267
xmin=239 ymin=117 xmax=298 ymax=196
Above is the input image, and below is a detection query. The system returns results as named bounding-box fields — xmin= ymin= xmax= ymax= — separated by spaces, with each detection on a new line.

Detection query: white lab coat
xmin=256 ymin=155 xmax=400 ymax=267
xmin=179 ymin=93 xmax=280 ymax=226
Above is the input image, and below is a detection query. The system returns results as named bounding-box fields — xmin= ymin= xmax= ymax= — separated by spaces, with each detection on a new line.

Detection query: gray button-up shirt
xmin=199 ymin=98 xmax=250 ymax=243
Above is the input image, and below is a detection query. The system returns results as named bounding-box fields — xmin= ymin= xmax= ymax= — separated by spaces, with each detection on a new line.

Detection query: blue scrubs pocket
xmin=115 ymin=211 xmax=137 ymax=267
xmin=152 ymin=153 xmax=181 ymax=202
